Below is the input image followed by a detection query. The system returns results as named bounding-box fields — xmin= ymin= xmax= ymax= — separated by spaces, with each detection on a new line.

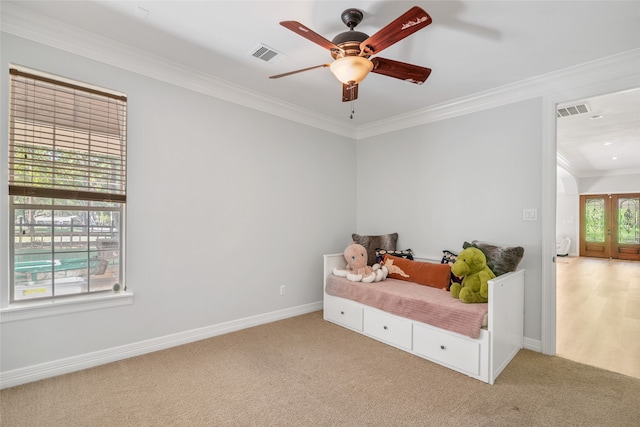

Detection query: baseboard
xmin=0 ymin=301 xmax=323 ymax=389
xmin=523 ymin=336 xmax=542 ymax=353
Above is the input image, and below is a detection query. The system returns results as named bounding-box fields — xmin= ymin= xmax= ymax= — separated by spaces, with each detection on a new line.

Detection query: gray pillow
xmin=462 ymin=240 xmax=524 ymax=276
xmin=352 ymin=233 xmax=398 ymax=266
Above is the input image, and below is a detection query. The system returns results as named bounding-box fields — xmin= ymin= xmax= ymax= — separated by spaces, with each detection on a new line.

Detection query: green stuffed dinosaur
xmin=450 ymin=247 xmax=496 ymax=303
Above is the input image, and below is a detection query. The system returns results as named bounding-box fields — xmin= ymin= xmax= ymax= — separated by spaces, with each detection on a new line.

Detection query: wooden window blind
xmin=9 ymin=68 xmax=127 ymax=203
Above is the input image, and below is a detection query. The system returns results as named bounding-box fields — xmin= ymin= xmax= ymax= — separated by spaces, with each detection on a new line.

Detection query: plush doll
xmin=333 ymin=242 xmax=388 ymax=283
xmin=450 ymin=247 xmax=496 ymax=303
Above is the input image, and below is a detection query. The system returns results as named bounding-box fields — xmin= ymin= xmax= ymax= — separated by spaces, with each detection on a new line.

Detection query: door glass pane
xmin=585 ymin=198 xmax=606 ymax=242
xmin=618 ymin=197 xmax=639 ymax=244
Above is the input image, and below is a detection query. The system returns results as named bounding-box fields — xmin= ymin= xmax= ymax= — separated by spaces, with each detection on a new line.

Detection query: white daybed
xmin=323 ymin=253 xmax=525 ymax=385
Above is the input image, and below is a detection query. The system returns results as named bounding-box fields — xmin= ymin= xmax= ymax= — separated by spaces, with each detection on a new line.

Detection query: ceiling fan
xmin=270 ymin=6 xmax=433 ymax=105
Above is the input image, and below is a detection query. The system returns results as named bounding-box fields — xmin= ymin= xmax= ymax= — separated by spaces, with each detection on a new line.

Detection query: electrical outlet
xmin=523 ymin=208 xmax=538 ymax=221
xmin=280 ymin=285 xmax=286 ymax=295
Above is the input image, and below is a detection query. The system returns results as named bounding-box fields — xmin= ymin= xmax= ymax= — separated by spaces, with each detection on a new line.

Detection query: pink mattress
xmin=325 ymin=275 xmax=488 ymax=339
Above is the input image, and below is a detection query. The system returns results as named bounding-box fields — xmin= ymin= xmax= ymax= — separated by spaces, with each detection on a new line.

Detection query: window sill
xmin=0 ymin=292 xmax=134 ymax=323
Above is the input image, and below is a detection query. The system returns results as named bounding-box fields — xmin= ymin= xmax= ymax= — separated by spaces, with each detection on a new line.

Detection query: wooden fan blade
xmin=342 ymin=83 xmax=358 ymax=102
xmin=269 ymin=64 xmax=330 ymax=79
xmin=280 ymin=21 xmax=343 ymax=53
xmin=360 ymin=6 xmax=432 ymax=56
xmin=371 ymin=57 xmax=431 ymax=84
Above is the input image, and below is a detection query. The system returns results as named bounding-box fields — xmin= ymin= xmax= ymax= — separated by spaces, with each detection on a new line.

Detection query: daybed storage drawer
xmin=413 ymin=323 xmax=481 ymax=375
xmin=363 ymin=309 xmax=412 ymax=350
xmin=324 ymin=295 xmax=363 ymax=331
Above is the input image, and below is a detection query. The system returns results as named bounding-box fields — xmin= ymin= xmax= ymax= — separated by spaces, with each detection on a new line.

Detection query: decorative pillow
xmin=375 ymin=248 xmax=413 ymax=265
xmin=441 ymin=250 xmax=463 ymax=290
xmin=383 ymin=254 xmax=451 ymax=289
xmin=462 ymin=240 xmax=525 ymax=276
xmin=352 ymin=233 xmax=398 ymax=266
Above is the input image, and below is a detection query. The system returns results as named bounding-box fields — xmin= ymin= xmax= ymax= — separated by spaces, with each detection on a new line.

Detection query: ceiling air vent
xmin=249 ymin=43 xmax=286 ymax=64
xmin=557 ymin=103 xmax=590 ymax=118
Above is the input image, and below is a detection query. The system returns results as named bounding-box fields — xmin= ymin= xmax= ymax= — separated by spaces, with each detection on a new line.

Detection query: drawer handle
xmin=340 ymin=311 xmax=345 ymax=315
xmin=383 ymin=326 xmax=388 ymax=330
xmin=440 ymin=345 xmax=446 ymax=350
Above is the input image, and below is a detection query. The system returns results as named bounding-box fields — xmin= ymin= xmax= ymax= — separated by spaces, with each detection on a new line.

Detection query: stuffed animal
xmin=333 ymin=242 xmax=388 ymax=283
xmin=450 ymin=247 xmax=495 ymax=303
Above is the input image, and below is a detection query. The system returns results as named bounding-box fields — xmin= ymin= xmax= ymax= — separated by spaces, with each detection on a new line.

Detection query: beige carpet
xmin=2 ymin=311 xmax=639 ymax=426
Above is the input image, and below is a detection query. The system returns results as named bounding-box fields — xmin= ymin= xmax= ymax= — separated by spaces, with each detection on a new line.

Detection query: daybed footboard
xmin=322 ymin=253 xmax=524 ymax=384
xmin=488 ymin=269 xmax=525 ymax=382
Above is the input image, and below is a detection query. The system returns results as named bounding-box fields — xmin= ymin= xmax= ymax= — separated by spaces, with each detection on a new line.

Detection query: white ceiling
xmin=557 ymin=88 xmax=640 ymax=178
xmin=3 ymin=1 xmax=640 ymax=177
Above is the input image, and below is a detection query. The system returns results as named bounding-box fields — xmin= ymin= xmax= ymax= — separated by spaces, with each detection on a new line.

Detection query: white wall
xmin=0 ymin=34 xmax=356 ymax=373
xmin=356 ymin=98 xmax=544 ymax=341
xmin=579 ymin=173 xmax=640 ymax=194
xmin=556 ymin=194 xmax=579 ymax=256
xmin=557 ymin=168 xmax=579 ymax=256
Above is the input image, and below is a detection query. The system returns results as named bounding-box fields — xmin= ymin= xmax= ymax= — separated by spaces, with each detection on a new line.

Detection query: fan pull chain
xmin=350 ymin=101 xmax=355 ymax=119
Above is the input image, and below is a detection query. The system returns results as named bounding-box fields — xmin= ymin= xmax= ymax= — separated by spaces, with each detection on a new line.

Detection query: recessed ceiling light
xmin=603 ymin=142 xmax=612 ymax=146
xmin=611 ymin=156 xmax=618 ymax=160
xmin=589 ymin=115 xmax=603 ymax=120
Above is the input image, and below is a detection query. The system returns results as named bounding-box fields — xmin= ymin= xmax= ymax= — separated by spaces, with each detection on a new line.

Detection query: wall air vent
xmin=557 ymin=103 xmax=590 ymax=118
xmin=248 ymin=44 xmax=286 ymax=64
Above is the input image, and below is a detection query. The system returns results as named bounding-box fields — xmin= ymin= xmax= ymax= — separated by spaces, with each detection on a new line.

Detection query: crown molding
xmin=556 ymin=154 xmax=578 ymax=177
xmin=356 ymin=48 xmax=640 ymax=139
xmin=0 ymin=2 xmax=357 ymax=140
xmin=2 ymin=2 xmax=638 ymax=141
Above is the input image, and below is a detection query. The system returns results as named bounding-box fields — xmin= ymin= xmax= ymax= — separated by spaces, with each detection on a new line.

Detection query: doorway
xmin=580 ymin=193 xmax=640 ymax=260
xmin=555 ymin=88 xmax=640 ymax=372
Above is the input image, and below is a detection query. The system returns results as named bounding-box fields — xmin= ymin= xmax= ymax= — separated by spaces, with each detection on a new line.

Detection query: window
xmin=8 ymin=67 xmax=127 ymax=302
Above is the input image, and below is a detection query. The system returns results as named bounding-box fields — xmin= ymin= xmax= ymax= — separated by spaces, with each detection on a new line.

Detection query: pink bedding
xmin=325 ymin=275 xmax=489 ymax=339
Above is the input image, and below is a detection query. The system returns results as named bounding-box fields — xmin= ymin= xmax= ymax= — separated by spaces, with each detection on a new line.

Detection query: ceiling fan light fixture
xmin=329 ymin=56 xmax=373 ymax=84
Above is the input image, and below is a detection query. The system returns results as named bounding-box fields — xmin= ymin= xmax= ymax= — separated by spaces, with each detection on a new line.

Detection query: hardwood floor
xmin=556 ymin=256 xmax=640 ymax=379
